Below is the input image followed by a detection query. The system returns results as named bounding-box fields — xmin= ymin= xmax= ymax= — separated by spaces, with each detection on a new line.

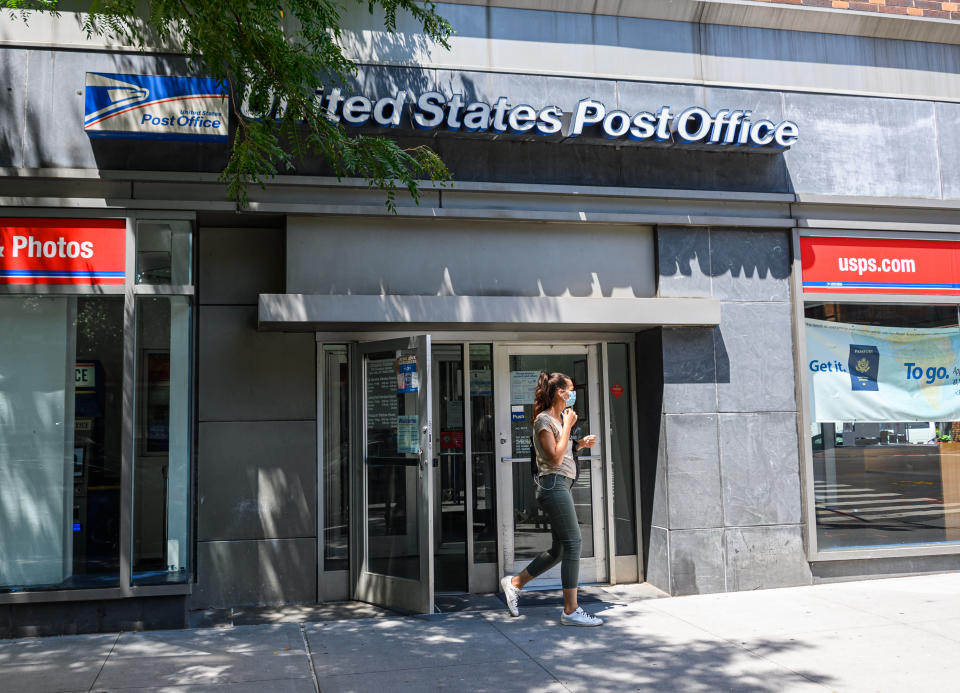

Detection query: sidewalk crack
xmin=300 ymin=621 xmax=322 ymax=693
xmin=88 ymin=630 xmax=122 ymax=692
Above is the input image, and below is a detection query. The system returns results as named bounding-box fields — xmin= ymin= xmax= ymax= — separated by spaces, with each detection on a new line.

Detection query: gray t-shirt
xmin=533 ymin=412 xmax=576 ymax=480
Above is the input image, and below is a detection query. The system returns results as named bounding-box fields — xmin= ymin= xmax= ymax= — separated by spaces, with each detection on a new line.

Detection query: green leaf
xmin=3 ymin=0 xmax=453 ymax=210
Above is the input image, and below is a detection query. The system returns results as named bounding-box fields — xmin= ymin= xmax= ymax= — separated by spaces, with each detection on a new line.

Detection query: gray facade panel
xmin=198 ymin=227 xmax=284 ymax=306
xmin=719 ymin=412 xmax=802 ymax=527
xmin=936 ymin=102 xmax=960 ymax=200
xmin=614 ymin=80 xmax=703 ymax=115
xmin=661 ymin=327 xmax=718 ymax=414
xmin=664 ymin=413 xmax=722 ymax=530
xmin=702 ymin=86 xmax=785 ymax=125
xmin=193 ymin=539 xmax=317 ymax=608
xmin=286 ymin=217 xmax=655 ymax=298
xmin=198 ymin=306 xmax=315 ymax=422
xmin=716 ymin=301 xmax=796 ymax=413
xmin=669 ymin=529 xmax=725 ymax=596
xmin=645 ymin=525 xmax=670 ymax=594
xmin=724 ymin=526 xmax=811 ymax=592
xmin=781 ymin=93 xmax=941 ymax=198
xmin=651 ymin=414 xmax=669 ymax=530
xmin=657 ymin=227 xmax=711 ymax=299
xmin=709 ymin=229 xmax=791 ymax=303
xmin=0 ymin=47 xmax=26 ymax=168
xmin=197 ymin=420 xmax=317 ymax=541
xmin=437 ymin=69 xmax=618 ymax=119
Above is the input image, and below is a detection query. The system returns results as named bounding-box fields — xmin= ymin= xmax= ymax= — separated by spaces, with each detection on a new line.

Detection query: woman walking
xmin=500 ymin=371 xmax=603 ymax=626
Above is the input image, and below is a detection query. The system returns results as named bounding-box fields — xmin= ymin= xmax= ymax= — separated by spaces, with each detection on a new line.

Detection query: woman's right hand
xmin=561 ymin=407 xmax=578 ymax=429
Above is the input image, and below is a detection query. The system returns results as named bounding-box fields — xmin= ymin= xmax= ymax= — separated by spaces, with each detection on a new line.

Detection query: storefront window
xmin=132 ymin=296 xmax=192 ymax=584
xmin=322 ymin=345 xmax=350 ymax=572
xmin=1 ymin=296 xmax=124 ymax=592
xmin=805 ymin=303 xmax=960 ymax=550
xmin=607 ymin=343 xmax=638 ymax=556
xmin=470 ymin=345 xmax=497 ymax=563
xmin=1 ymin=217 xmax=195 ymax=594
xmin=136 ymin=220 xmax=192 ymax=285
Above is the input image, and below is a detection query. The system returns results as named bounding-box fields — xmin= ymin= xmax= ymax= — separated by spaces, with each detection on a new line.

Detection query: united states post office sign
xmin=0 ymin=218 xmax=126 ymax=285
xmin=84 ymin=73 xmax=228 ymax=141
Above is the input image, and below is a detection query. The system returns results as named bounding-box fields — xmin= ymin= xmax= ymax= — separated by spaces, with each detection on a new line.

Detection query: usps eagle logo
xmin=84 ymin=73 xmax=229 ymax=142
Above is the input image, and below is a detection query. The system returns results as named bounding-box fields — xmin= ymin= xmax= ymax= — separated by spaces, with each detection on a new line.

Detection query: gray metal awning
xmin=258 ymin=294 xmax=720 ymax=331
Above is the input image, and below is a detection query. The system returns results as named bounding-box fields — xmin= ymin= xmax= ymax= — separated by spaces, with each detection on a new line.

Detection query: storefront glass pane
xmin=0 ymin=296 xmax=123 ymax=592
xmin=132 ymin=296 xmax=191 ymax=584
xmin=433 ymin=344 xmax=466 ymax=591
xmin=365 ymin=348 xmax=421 ymax=580
xmin=322 ymin=345 xmax=350 ymax=572
xmin=470 ymin=344 xmax=497 ymax=563
xmin=805 ymin=303 xmax=960 ymax=550
xmin=509 ymin=353 xmax=594 ymax=560
xmin=608 ymin=343 xmax=638 ymax=556
xmin=136 ymin=220 xmax=192 ymax=285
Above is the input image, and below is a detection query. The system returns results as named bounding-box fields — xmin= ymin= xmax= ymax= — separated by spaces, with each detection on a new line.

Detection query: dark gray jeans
xmin=523 ymin=474 xmax=582 ymax=589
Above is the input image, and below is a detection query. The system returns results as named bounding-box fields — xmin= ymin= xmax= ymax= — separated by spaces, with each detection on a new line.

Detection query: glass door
xmin=353 ymin=336 xmax=434 ymax=613
xmin=493 ymin=344 xmax=608 ymax=586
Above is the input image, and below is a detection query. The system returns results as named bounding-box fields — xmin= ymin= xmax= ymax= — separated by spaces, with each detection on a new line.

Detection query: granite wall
xmin=640 ymin=227 xmax=813 ymax=595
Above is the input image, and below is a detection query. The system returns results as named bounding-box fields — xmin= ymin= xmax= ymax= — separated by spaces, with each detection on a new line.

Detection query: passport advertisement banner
xmin=806 ymin=318 xmax=960 ymax=422
xmin=0 ymin=218 xmax=126 ymax=285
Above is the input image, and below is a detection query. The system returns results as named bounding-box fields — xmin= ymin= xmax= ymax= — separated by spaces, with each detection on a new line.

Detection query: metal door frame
xmin=349 ymin=335 xmax=434 ymax=614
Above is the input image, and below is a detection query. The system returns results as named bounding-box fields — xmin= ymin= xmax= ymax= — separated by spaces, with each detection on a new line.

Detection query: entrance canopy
xmin=257 ymin=294 xmax=720 ymax=331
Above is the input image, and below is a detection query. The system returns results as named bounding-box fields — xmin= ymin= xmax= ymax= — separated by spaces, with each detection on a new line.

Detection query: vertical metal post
xmin=315 ymin=340 xmax=324 ymax=603
xmin=348 ymin=343 xmax=364 ymax=598
xmin=601 ymin=342 xmax=617 ymax=585
xmin=628 ymin=339 xmax=644 ymax=580
xmin=790 ymin=228 xmax=819 ymax=560
xmin=463 ymin=343 xmax=476 ymax=590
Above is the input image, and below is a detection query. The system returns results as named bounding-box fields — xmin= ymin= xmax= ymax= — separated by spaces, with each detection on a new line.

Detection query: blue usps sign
xmin=84 ymin=73 xmax=229 ymax=142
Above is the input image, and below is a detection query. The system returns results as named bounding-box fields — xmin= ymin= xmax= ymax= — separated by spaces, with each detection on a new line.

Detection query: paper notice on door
xmin=367 ymin=358 xmax=398 ymax=427
xmin=397 ymin=414 xmax=419 ymax=454
xmin=469 ymin=369 xmax=492 ymax=396
xmin=510 ymin=370 xmax=540 ymax=404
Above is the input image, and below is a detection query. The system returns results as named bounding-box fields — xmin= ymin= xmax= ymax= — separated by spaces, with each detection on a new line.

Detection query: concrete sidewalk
xmin=3 ymin=572 xmax=960 ymax=692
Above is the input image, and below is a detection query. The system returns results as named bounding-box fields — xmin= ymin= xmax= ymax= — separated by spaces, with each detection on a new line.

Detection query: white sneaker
xmin=500 ymin=575 xmax=520 ymax=617
xmin=560 ymin=606 xmax=603 ymax=627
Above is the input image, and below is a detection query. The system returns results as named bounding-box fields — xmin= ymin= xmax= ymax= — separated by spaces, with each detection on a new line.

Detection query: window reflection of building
xmin=806 ymin=303 xmax=960 ymax=550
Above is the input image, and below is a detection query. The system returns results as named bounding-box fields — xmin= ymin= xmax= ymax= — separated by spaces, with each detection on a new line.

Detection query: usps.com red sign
xmin=0 ymin=218 xmax=126 ymax=285
xmin=801 ymin=236 xmax=960 ymax=295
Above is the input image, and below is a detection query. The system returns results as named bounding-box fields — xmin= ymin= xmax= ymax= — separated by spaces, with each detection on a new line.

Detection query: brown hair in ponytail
xmin=533 ymin=371 xmax=572 ymax=419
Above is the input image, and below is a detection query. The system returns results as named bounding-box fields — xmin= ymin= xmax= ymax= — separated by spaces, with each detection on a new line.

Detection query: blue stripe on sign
xmin=86 ymin=130 xmax=227 ymax=142
xmin=803 ymin=281 xmax=960 ymax=290
xmin=0 ymin=270 xmax=126 ymax=277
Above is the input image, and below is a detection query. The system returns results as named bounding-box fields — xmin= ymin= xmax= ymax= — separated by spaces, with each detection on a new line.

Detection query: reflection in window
xmin=136 ymin=220 xmax=192 ymax=285
xmin=322 ymin=346 xmax=350 ymax=572
xmin=0 ymin=296 xmax=123 ymax=591
xmin=132 ymin=296 xmax=191 ymax=584
xmin=806 ymin=303 xmax=960 ymax=550
xmin=608 ymin=343 xmax=638 ymax=556
xmin=365 ymin=349 xmax=420 ymax=580
xmin=470 ymin=345 xmax=497 ymax=563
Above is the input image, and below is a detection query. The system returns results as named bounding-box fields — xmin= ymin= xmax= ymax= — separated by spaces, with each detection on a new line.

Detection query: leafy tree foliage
xmin=4 ymin=0 xmax=452 ymax=208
